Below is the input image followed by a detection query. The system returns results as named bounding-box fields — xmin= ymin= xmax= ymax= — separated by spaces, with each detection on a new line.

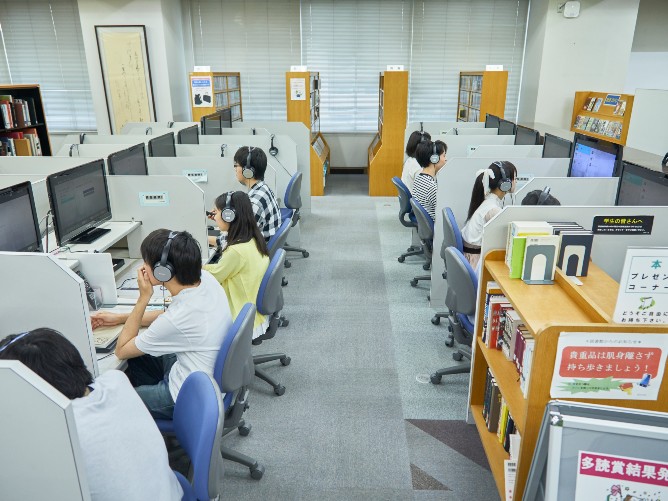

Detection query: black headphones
xmin=242 ymin=146 xmax=255 ymax=179
xmin=221 ymin=191 xmax=236 ymax=223
xmin=269 ymin=135 xmax=279 ymax=156
xmin=537 ymin=186 xmax=551 ymax=205
xmin=493 ymin=161 xmax=513 ymax=193
xmin=662 ymin=152 xmax=668 ymax=170
xmin=153 ymin=231 xmax=179 ymax=282
xmin=429 ymin=141 xmax=440 ymax=165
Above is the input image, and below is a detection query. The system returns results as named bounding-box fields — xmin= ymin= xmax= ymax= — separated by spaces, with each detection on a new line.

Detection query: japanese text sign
xmin=614 ymin=248 xmax=668 ymax=324
xmin=592 ymin=215 xmax=653 ymax=235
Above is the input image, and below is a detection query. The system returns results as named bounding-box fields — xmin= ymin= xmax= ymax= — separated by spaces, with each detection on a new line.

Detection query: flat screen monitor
xmin=0 ymin=181 xmax=43 ymax=252
xmin=201 ymin=112 xmax=222 ymax=135
xmin=514 ymin=125 xmax=540 ymax=145
xmin=177 ymin=125 xmax=199 ymax=145
xmin=485 ymin=114 xmax=500 ymax=129
xmin=220 ymin=108 xmax=232 ymax=129
xmin=147 ymin=133 xmax=176 ymax=157
xmin=107 ymin=143 xmax=148 ymax=175
xmin=616 ymin=161 xmax=668 ymax=206
xmin=542 ymin=132 xmax=573 ymax=158
xmin=47 ymin=159 xmax=113 ymax=246
xmin=568 ymin=133 xmax=622 ymax=178
xmin=498 ymin=119 xmax=516 ymax=136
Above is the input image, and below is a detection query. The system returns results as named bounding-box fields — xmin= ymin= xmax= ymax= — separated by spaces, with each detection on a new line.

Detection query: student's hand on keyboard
xmin=90 ymin=312 xmax=123 ymax=330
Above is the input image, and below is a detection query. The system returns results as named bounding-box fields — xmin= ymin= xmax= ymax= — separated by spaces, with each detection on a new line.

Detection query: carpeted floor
xmin=217 ymin=174 xmax=498 ymax=500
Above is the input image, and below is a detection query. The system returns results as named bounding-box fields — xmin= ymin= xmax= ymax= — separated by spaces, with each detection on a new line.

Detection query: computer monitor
xmin=542 ymin=133 xmax=573 ymax=159
xmin=147 ymin=133 xmax=176 ymax=157
xmin=201 ymin=112 xmax=222 ymax=135
xmin=616 ymin=161 xmax=668 ymax=206
xmin=568 ymin=133 xmax=622 ymax=178
xmin=177 ymin=125 xmax=199 ymax=145
xmin=0 ymin=181 xmax=43 ymax=252
xmin=46 ymin=159 xmax=113 ymax=246
xmin=220 ymin=108 xmax=232 ymax=129
xmin=498 ymin=119 xmax=516 ymax=136
xmin=107 ymin=143 xmax=148 ymax=175
xmin=514 ymin=125 xmax=540 ymax=146
xmin=485 ymin=114 xmax=500 ymax=129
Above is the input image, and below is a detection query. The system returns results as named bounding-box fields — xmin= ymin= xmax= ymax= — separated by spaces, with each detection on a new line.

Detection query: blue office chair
xmin=253 ymin=248 xmax=290 ymax=396
xmin=430 ymin=247 xmax=477 ymax=385
xmin=409 ymin=198 xmax=434 ymax=287
xmin=172 ymin=371 xmax=224 ymax=501
xmin=391 ymin=177 xmax=424 ymax=263
xmin=432 ymin=207 xmax=464 ymax=333
xmin=281 ymin=172 xmax=309 ymax=260
xmin=268 ymin=215 xmax=292 ymax=287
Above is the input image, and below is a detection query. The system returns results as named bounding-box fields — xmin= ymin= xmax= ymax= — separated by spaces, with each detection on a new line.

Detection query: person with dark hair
xmin=401 ymin=130 xmax=431 ymax=193
xmin=90 ymin=229 xmax=232 ymax=419
xmin=521 ymin=188 xmax=561 ymax=206
xmin=411 ymin=139 xmax=447 ymax=220
xmin=205 ymin=191 xmax=270 ymax=339
xmin=0 ymin=328 xmax=183 ymax=500
xmin=230 ymin=146 xmax=282 ymax=243
xmin=461 ymin=160 xmax=518 ymax=268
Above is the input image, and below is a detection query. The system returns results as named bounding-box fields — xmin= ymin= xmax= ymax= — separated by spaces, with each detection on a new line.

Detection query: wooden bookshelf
xmin=570 ymin=91 xmax=634 ymax=145
xmin=457 ymin=71 xmax=508 ymax=123
xmin=368 ymin=70 xmax=408 ymax=196
xmin=286 ymin=71 xmax=329 ymax=196
xmin=189 ymin=72 xmax=242 ymax=124
xmin=0 ymin=84 xmax=52 ymax=156
xmin=470 ymin=249 xmax=668 ymax=500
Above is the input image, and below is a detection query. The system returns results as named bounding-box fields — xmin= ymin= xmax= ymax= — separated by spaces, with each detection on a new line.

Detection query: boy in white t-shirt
xmin=0 ymin=329 xmax=183 ymax=501
xmin=91 ymin=229 xmax=232 ymax=419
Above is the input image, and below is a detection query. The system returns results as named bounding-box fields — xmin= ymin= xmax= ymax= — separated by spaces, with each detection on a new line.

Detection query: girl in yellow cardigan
xmin=204 ymin=191 xmax=270 ymax=339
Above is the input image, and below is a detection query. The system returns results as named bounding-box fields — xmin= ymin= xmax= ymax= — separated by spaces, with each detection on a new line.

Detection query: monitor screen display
xmin=542 ymin=133 xmax=573 ymax=158
xmin=177 ymin=125 xmax=199 ymax=145
xmin=568 ymin=134 xmax=622 ymax=178
xmin=108 ymin=143 xmax=148 ymax=175
xmin=147 ymin=133 xmax=176 ymax=157
xmin=201 ymin=112 xmax=222 ymax=135
xmin=514 ymin=125 xmax=539 ymax=145
xmin=47 ymin=159 xmax=112 ymax=246
xmin=485 ymin=114 xmax=500 ymax=129
xmin=0 ymin=181 xmax=42 ymax=252
xmin=220 ymin=108 xmax=232 ymax=129
xmin=498 ymin=119 xmax=516 ymax=136
xmin=616 ymin=161 xmax=668 ymax=206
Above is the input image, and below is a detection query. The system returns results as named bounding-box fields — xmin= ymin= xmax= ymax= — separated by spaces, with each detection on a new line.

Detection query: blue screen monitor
xmin=568 ymin=134 xmax=622 ymax=178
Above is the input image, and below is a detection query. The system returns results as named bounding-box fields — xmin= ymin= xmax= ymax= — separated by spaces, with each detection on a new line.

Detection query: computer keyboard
xmin=93 ymin=325 xmax=123 ymax=353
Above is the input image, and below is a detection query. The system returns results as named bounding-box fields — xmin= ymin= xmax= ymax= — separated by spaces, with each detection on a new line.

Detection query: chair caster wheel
xmin=274 ymin=385 xmax=286 ymax=396
xmin=282 ymin=277 xmax=288 ymax=287
xmin=284 ymin=260 xmax=292 ymax=268
xmin=430 ymin=374 xmax=442 ymax=385
xmin=398 ymin=256 xmax=405 ymax=263
xmin=238 ymin=424 xmax=251 ymax=436
xmin=423 ymin=263 xmax=431 ymax=271
xmin=279 ymin=317 xmax=289 ymax=327
xmin=250 ymin=464 xmax=265 ymax=480
xmin=410 ymin=279 xmax=418 ymax=287
xmin=302 ymin=251 xmax=309 ymax=258
xmin=280 ymin=356 xmax=291 ymax=366
xmin=407 ymin=246 xmax=415 ymax=252
xmin=431 ymin=316 xmax=440 ymax=325
xmin=453 ymin=352 xmax=463 ymax=361
xmin=445 ymin=337 xmax=455 ymax=348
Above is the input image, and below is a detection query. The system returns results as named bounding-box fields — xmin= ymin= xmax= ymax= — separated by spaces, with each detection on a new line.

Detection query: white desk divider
xmin=470 ymin=144 xmax=543 ymax=158
xmin=514 ymin=177 xmax=619 ymax=207
xmin=62 ymin=134 xmax=172 ymax=146
xmin=55 ymin=142 xmax=145 ymax=158
xmin=0 ymin=252 xmax=99 ymax=376
xmin=121 ymin=121 xmax=198 ymax=134
xmin=0 ymin=360 xmax=90 ymax=500
xmin=0 ymin=156 xmax=98 ymax=175
xmin=431 ymin=134 xmax=515 ymax=160
xmin=405 ymin=121 xmax=484 ymax=145
xmin=445 ymin=128 xmax=499 ymax=136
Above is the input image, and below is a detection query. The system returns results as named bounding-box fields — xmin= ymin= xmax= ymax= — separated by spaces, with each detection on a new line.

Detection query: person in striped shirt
xmin=411 ymin=139 xmax=447 ymax=221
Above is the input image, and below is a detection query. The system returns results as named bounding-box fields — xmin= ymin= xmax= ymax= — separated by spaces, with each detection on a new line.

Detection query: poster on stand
xmin=191 ymin=76 xmax=213 ymax=108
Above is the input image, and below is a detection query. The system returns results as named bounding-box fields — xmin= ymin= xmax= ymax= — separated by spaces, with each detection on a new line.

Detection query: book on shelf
xmin=482 ymin=281 xmax=503 ymax=345
xmin=486 ymin=298 xmax=512 ymax=349
xmin=483 ymin=369 xmax=504 ymax=433
xmin=502 ymin=310 xmax=523 ymax=361
xmin=0 ymin=95 xmax=38 ymax=130
xmin=582 ymin=97 xmax=593 ymax=111
xmin=519 ymin=330 xmax=534 ymax=398
xmin=613 ymin=99 xmax=626 ymax=116
xmin=504 ymin=459 xmax=517 ymax=501
xmin=0 ymin=136 xmax=15 ymax=156
xmin=592 ymin=97 xmax=603 ymax=112
xmin=505 ymin=221 xmax=553 ymax=273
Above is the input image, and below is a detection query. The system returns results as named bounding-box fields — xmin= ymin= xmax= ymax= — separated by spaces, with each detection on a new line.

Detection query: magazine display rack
xmin=570 ymin=91 xmax=634 ymax=146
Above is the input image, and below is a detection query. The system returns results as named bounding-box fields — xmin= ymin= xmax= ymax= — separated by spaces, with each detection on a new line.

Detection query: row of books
xmin=582 ymin=96 xmax=626 ymax=116
xmin=460 ymin=75 xmax=482 ymax=92
xmin=0 ymin=129 xmax=43 ymax=156
xmin=482 ymin=368 xmax=521 ymax=455
xmin=505 ymin=221 xmax=593 ymax=281
xmin=0 ymin=95 xmax=39 ymax=130
xmin=572 ymin=115 xmax=623 ymax=139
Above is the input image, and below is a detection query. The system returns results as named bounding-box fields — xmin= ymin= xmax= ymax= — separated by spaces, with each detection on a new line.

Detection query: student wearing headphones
xmin=412 ymin=139 xmax=448 ymax=220
xmin=0 ymin=328 xmax=183 ymax=500
xmin=521 ymin=187 xmax=561 ymax=205
xmin=401 ymin=130 xmax=431 ymax=193
xmin=90 ymin=229 xmax=232 ymax=419
xmin=204 ymin=191 xmax=270 ymax=339
xmin=461 ymin=161 xmax=518 ymax=268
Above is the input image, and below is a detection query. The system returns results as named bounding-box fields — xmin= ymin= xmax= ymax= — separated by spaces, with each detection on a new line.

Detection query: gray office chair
xmin=391 ymin=177 xmax=424 ymax=262
xmin=409 ymin=198 xmax=434 ymax=288
xmin=268 ymin=216 xmax=292 ymax=288
xmin=281 ymin=172 xmax=309 ymax=263
xmin=430 ymin=247 xmax=477 ymax=385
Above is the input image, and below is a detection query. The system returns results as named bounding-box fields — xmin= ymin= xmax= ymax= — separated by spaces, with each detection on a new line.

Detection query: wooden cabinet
xmin=189 ymin=72 xmax=242 ymax=124
xmin=570 ymin=91 xmax=634 ymax=146
xmin=457 ymin=71 xmax=507 ymax=123
xmin=0 ymin=84 xmax=52 ymax=156
xmin=471 ymin=249 xmax=668 ymax=500
xmin=368 ymin=70 xmax=408 ymax=196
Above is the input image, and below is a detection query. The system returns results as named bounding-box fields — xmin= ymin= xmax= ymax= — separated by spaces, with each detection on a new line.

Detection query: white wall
xmin=624 ymin=0 xmax=668 ymax=93
xmin=325 ymin=133 xmax=376 ymax=169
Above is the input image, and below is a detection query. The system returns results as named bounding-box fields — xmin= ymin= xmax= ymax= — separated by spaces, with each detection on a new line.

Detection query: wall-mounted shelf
xmin=570 ymin=90 xmax=634 ymax=145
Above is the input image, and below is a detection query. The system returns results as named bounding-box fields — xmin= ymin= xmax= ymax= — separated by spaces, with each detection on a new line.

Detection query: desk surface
xmin=44 ymin=221 xmax=141 ymax=253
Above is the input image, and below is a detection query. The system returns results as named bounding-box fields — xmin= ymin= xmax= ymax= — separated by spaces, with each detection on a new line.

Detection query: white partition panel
xmin=0 ymin=157 xmax=97 ymax=175
xmin=62 ymin=134 xmax=169 ymax=146
xmin=514 ymin=177 xmax=619 ymax=207
xmin=446 ymin=128 xmax=499 ymax=136
xmin=470 ymin=145 xmax=542 ymax=158
xmin=0 ymin=361 xmax=90 ymax=500
xmin=55 ymin=143 xmax=144 ymax=158
xmin=121 ymin=121 xmax=198 ymax=134
xmin=0 ymin=253 xmax=98 ymax=376
xmin=431 ymin=134 xmax=515 ymax=160
xmin=404 ymin=121 xmax=484 ymax=145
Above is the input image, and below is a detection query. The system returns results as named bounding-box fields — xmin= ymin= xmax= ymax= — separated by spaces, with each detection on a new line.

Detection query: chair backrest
xmin=441 ymin=207 xmax=463 ymax=261
xmin=409 ymin=198 xmax=434 ymax=243
xmin=173 ymin=372 xmax=224 ymax=501
xmin=256 ymin=248 xmax=286 ymax=316
xmin=213 ymin=303 xmax=255 ymax=395
xmin=391 ymin=177 xmax=416 ymax=228
xmin=267 ymin=216 xmax=292 ymax=259
xmin=283 ymin=172 xmax=302 ymax=210
xmin=444 ymin=247 xmax=478 ymax=317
